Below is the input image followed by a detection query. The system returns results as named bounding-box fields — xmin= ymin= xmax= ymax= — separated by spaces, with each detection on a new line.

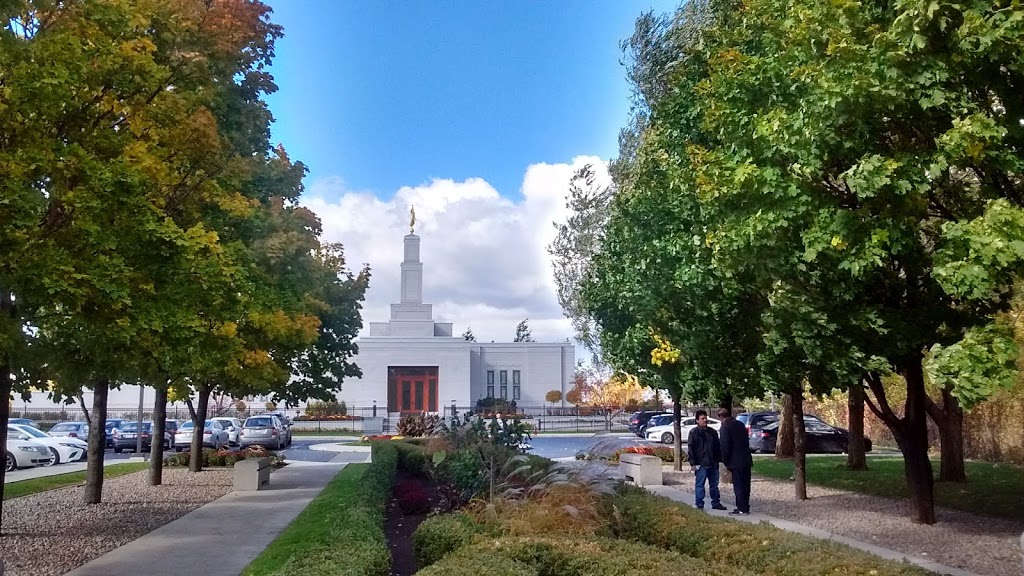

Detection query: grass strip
xmin=243 ymin=442 xmax=398 ymax=576
xmin=290 ymin=429 xmax=364 ymax=436
xmin=4 ymin=462 xmax=150 ymax=500
xmin=753 ymin=455 xmax=1024 ymax=521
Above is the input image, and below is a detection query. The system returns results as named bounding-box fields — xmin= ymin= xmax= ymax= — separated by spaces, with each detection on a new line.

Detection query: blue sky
xmin=264 ymin=0 xmax=678 ymax=199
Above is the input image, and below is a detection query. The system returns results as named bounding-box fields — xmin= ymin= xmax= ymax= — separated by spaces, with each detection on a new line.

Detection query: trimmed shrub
xmin=393 ymin=441 xmax=429 ymax=477
xmin=610 ymin=487 xmax=931 ymax=576
xmin=412 ymin=513 xmax=481 ymax=567
xmin=433 ymin=449 xmax=487 ymax=503
xmin=416 ymin=536 xmax=748 ymax=576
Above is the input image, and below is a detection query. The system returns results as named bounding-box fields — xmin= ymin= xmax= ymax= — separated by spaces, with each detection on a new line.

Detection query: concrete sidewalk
xmin=645 ymin=484 xmax=978 ymax=576
xmin=64 ymin=460 xmax=347 ymax=576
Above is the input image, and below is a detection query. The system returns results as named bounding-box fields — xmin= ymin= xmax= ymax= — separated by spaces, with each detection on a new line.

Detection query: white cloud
xmin=302 ymin=156 xmax=610 ymax=345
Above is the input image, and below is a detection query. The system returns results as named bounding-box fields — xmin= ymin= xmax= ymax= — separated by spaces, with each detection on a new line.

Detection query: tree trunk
xmin=84 ymin=378 xmax=110 ymax=504
xmin=672 ymin=397 xmax=683 ymax=472
xmin=846 ymin=383 xmax=868 ymax=471
xmin=720 ymin=389 xmax=734 ymax=414
xmin=149 ymin=385 xmax=168 ymax=485
xmin=792 ymin=389 xmax=808 ymax=500
xmin=900 ymin=361 xmax=937 ymax=524
xmin=926 ymin=384 xmax=966 ymax=482
xmin=188 ymin=386 xmax=211 ymax=472
xmin=0 ymin=354 xmax=12 ymax=534
xmin=775 ymin=393 xmax=794 ymax=459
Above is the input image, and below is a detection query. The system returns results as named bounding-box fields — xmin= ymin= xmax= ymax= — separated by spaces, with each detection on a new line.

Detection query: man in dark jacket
xmin=718 ymin=407 xmax=753 ymax=515
xmin=686 ymin=410 xmax=726 ymax=511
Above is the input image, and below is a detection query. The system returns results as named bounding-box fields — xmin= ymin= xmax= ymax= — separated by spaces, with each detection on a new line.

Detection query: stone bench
xmin=620 ymin=453 xmax=663 ymax=486
xmin=233 ymin=457 xmax=272 ymax=491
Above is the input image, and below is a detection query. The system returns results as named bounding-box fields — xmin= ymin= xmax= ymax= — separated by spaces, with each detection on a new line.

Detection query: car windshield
xmin=13 ymin=426 xmax=48 ymax=439
xmin=180 ymin=421 xmax=194 ymax=430
xmin=51 ymin=423 xmax=80 ymax=432
xmin=120 ymin=423 xmax=152 ymax=432
xmin=245 ymin=417 xmax=273 ymax=427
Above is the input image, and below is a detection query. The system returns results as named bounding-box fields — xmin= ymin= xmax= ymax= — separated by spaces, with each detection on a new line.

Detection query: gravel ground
xmin=663 ymin=469 xmax=1023 ymax=576
xmin=0 ymin=468 xmax=233 ymax=576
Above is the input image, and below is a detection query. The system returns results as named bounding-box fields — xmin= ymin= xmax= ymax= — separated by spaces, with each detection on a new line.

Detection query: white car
xmin=8 ymin=424 xmax=87 ymax=466
xmin=646 ymin=416 xmax=721 ymax=444
xmin=211 ymin=417 xmax=242 ymax=446
xmin=5 ymin=435 xmax=51 ymax=472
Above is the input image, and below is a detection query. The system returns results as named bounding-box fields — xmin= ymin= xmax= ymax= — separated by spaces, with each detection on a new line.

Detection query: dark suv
xmin=628 ymin=410 xmax=672 ymax=437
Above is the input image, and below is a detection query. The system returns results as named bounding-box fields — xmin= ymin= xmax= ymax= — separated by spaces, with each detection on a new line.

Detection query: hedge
xmin=611 ymin=486 xmax=932 ymax=576
xmin=241 ymin=442 xmax=397 ymax=576
xmin=415 ymin=536 xmax=752 ymax=576
xmin=413 ymin=513 xmax=481 ymax=567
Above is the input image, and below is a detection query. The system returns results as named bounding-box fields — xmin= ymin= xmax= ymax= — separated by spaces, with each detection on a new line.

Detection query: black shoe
xmin=729 ymin=510 xmax=749 ymax=516
xmin=711 ymin=504 xmax=728 ymax=511
xmin=695 ymin=506 xmax=704 ymax=511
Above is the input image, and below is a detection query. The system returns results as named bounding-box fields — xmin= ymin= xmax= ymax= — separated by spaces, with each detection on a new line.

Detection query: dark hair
xmin=717 ymin=407 xmax=731 ymax=419
xmin=695 ymin=409 xmax=707 ymax=419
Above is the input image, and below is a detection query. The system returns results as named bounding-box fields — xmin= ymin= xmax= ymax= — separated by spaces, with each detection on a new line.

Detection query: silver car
xmin=174 ymin=420 xmax=229 ymax=451
xmin=211 ymin=417 xmax=242 ymax=446
xmin=239 ymin=416 xmax=288 ymax=450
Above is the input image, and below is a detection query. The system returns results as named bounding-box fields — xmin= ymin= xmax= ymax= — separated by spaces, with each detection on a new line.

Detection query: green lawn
xmin=243 ymin=462 xmax=390 ymax=575
xmin=4 ymin=462 xmax=150 ymax=500
xmin=753 ymin=455 xmax=1024 ymax=521
xmin=290 ymin=429 xmax=364 ymax=436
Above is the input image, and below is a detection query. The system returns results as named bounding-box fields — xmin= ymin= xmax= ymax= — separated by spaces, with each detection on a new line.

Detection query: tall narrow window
xmin=487 ymin=370 xmax=495 ymax=398
xmin=500 ymin=370 xmax=508 ymax=400
xmin=512 ymin=370 xmax=521 ymax=400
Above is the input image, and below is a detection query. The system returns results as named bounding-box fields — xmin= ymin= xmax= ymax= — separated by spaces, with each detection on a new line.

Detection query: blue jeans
xmin=694 ymin=464 xmax=721 ymax=509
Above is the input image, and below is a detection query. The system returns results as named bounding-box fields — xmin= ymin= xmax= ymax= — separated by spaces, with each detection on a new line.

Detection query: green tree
xmin=631 ymin=0 xmax=1024 ymax=523
xmin=513 ymin=319 xmax=534 ymax=343
xmin=462 ymin=327 xmax=477 ymax=342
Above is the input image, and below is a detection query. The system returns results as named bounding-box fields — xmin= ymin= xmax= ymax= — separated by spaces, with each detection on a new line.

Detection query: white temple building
xmin=337 ymin=228 xmax=575 ymax=414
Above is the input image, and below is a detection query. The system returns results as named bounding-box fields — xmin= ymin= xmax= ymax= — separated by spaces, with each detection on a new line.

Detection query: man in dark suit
xmin=718 ymin=407 xmax=753 ymax=515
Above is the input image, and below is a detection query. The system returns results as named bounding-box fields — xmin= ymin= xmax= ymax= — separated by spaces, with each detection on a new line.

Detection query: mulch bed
xmin=384 ymin=470 xmax=442 ymax=576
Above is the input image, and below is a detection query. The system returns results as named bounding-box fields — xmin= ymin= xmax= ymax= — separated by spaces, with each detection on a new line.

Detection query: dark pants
xmin=731 ymin=465 xmax=752 ymax=513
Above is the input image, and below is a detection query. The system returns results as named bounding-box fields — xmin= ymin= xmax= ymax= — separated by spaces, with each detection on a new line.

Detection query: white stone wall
xmin=472 ymin=343 xmax=574 ymax=406
xmin=337 ymin=338 xmax=472 ymax=410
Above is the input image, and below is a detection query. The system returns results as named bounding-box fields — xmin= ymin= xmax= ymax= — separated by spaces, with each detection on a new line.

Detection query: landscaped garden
xmin=243 ymin=414 xmax=936 ymax=576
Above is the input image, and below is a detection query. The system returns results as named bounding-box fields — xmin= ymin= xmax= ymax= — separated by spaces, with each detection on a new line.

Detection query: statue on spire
xmin=409 ymin=205 xmax=416 ymax=234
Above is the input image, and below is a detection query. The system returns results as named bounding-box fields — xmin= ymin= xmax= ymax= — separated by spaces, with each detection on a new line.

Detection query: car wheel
xmin=5 ymin=451 xmax=16 ymax=472
xmin=114 ymin=447 xmax=122 ymax=454
xmin=44 ymin=448 xmax=59 ymax=467
xmin=661 ymin=432 xmax=674 ymax=445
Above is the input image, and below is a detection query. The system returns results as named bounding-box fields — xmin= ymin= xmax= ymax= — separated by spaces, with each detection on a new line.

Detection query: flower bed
xmin=164 ymin=446 xmax=285 ymax=468
xmin=360 ymin=434 xmax=406 ymax=442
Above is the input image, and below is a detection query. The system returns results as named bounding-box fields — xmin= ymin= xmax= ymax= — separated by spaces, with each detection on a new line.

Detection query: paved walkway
xmin=63 ymin=460 xmax=349 ymax=576
xmin=645 ymin=484 xmax=978 ymax=576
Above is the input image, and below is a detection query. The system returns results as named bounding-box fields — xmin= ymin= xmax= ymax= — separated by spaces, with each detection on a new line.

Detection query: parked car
xmin=104 ymin=419 xmax=125 ymax=448
xmin=736 ymin=411 xmax=781 ymax=441
xmin=211 ymin=417 xmax=242 ymax=446
xmin=49 ymin=421 xmax=89 ymax=440
xmin=113 ymin=422 xmax=160 ymax=453
xmin=9 ymin=424 xmax=87 ymax=466
xmin=5 ymin=435 xmax=51 ymax=472
xmin=628 ymin=410 xmax=672 ymax=437
xmin=646 ymin=416 xmax=721 ymax=444
xmin=750 ymin=417 xmax=873 ymax=454
xmin=174 ymin=420 xmax=228 ymax=451
xmin=239 ymin=415 xmax=288 ymax=450
xmin=162 ymin=420 xmax=180 ymax=448
xmin=260 ymin=413 xmax=292 ymax=446
xmin=9 ymin=418 xmax=41 ymax=429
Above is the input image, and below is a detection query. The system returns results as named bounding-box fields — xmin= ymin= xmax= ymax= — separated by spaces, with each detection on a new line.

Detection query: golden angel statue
xmin=410 ymin=205 xmax=416 ymax=234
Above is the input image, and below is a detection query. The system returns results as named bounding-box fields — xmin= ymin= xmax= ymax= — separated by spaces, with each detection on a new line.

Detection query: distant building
xmin=338 ymin=229 xmax=574 ymax=413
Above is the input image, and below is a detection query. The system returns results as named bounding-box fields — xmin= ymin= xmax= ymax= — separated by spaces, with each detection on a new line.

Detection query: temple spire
xmin=409 ymin=205 xmax=416 ymax=234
